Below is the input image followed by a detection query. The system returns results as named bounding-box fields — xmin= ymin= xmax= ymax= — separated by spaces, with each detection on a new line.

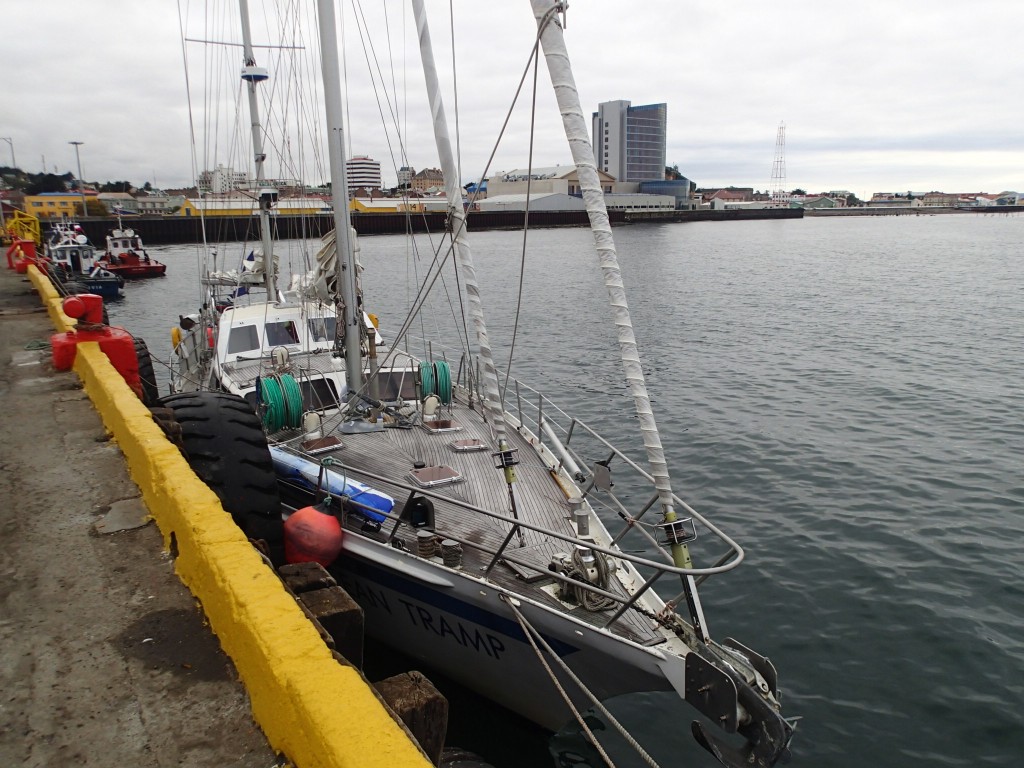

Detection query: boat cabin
xmin=214 ymin=302 xmax=408 ymax=416
xmin=48 ymin=240 xmax=99 ymax=275
xmin=217 ymin=303 xmax=386 ymax=364
xmin=105 ymin=228 xmax=146 ymax=258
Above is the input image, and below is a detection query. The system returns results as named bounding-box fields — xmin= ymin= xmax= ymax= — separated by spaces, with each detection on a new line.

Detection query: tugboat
xmin=97 ymin=215 xmax=166 ymax=278
xmin=43 ymin=218 xmax=123 ymax=300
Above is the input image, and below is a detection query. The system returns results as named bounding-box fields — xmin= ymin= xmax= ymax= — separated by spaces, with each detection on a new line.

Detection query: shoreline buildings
xmin=592 ymin=100 xmax=667 ymax=183
xmin=345 ymin=156 xmax=382 ymax=193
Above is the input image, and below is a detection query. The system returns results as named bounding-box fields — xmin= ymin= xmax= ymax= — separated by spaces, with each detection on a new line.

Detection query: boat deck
xmin=280 ymin=394 xmax=663 ymax=647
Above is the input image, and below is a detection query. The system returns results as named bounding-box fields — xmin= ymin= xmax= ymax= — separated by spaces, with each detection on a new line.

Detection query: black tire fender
xmin=157 ymin=391 xmax=283 ymax=561
xmin=132 ymin=337 xmax=159 ymax=407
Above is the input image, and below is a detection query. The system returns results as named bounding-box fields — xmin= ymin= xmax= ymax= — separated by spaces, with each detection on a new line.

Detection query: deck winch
xmin=548 ymin=547 xmax=615 ymax=611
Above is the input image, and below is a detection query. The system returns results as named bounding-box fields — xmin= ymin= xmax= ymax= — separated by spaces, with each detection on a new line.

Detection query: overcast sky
xmin=3 ymin=1 xmax=1021 ymax=200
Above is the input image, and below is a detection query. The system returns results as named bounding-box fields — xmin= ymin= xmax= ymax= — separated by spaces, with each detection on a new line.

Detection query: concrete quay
xmin=0 ymin=262 xmax=432 ymax=767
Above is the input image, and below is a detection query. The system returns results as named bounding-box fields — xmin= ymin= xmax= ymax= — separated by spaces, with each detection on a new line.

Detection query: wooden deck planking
xmin=311 ymin=399 xmax=662 ymax=646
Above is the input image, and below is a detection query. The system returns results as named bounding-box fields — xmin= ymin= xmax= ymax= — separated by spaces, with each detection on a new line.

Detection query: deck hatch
xmin=409 ymin=465 xmax=463 ymax=488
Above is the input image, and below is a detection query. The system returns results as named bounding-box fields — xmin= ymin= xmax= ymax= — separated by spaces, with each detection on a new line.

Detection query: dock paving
xmin=0 ymin=264 xmax=277 ymax=766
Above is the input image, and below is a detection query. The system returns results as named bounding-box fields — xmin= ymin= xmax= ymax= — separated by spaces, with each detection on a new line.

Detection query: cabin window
xmin=307 ymin=317 xmax=337 ymax=343
xmin=228 ymin=324 xmax=260 ymax=354
xmin=266 ymin=320 xmax=300 ymax=346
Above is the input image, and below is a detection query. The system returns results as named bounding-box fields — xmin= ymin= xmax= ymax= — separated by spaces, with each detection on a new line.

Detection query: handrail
xmin=338 ymin=334 xmax=748 ymax=566
xmin=274 ymin=443 xmax=741 ymax=580
xmin=294 ymin=334 xmax=751 ymax=628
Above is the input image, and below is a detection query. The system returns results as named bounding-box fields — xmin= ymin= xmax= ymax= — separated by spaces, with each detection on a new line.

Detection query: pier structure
xmin=0 ymin=262 xmax=434 ymax=767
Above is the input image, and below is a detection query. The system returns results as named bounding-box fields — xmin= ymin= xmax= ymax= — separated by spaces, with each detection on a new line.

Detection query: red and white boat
xmin=98 ymin=219 xmax=166 ymax=278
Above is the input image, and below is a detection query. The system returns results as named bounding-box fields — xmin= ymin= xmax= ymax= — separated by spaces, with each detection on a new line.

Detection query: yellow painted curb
xmin=26 ymin=266 xmax=431 ymax=768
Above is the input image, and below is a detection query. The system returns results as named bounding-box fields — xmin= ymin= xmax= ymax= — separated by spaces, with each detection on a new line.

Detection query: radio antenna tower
xmin=769 ymin=121 xmax=788 ymax=208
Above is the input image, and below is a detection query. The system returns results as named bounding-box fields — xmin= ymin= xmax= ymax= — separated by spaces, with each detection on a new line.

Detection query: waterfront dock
xmin=0 ymin=263 xmax=432 ymax=766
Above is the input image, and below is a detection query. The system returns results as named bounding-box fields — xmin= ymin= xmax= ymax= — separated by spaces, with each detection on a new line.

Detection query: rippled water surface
xmin=112 ymin=214 xmax=1024 ymax=767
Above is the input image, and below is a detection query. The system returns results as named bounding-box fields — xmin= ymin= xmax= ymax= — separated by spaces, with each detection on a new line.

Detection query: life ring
xmin=171 ymin=326 xmax=182 ymax=348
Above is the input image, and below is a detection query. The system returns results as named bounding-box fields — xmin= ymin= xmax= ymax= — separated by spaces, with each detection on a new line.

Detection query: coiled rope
xmin=419 ymin=361 xmax=435 ymax=399
xmin=259 ymin=374 xmax=304 ymax=432
xmin=568 ymin=549 xmax=617 ymax=612
xmin=434 ymin=360 xmax=452 ymax=404
xmin=419 ymin=360 xmax=453 ymax=405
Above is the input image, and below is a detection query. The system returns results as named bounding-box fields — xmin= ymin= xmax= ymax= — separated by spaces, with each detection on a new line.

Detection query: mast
xmin=239 ymin=0 xmax=277 ymax=302
xmin=411 ymin=0 xmax=507 ymax=443
xmin=529 ymin=0 xmax=709 ymax=638
xmin=316 ymin=0 xmax=363 ymax=390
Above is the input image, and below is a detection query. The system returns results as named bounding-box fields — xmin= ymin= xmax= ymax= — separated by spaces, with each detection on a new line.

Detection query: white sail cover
xmin=531 ymin=0 xmax=676 ymax=516
xmin=297 ymin=227 xmax=362 ymax=303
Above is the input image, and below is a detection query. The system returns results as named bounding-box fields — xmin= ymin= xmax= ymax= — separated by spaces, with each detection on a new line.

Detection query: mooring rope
xmin=501 ymin=595 xmax=663 ymax=768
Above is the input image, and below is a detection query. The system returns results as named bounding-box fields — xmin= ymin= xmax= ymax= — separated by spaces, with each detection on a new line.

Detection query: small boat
xmin=43 ymin=218 xmax=123 ymax=300
xmin=97 ymin=217 xmax=166 ymax=278
xmin=164 ymin=3 xmax=795 ymax=766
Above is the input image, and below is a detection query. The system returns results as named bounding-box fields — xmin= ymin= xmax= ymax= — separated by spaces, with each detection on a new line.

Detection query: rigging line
xmin=350 ymin=1 xmax=416 ymax=194
xmin=443 ymin=0 xmax=472 ymax=367
xmin=448 ymin=0 xmax=462 ymax=191
xmin=378 ymin=235 xmax=460 ymax=366
xmin=502 ymin=596 xmax=663 ymax=768
xmin=501 ymin=598 xmax=617 ymax=768
xmin=447 ymin=12 xmax=553 ymax=218
xmin=432 ymin=235 xmax=473 ymax=361
xmin=501 ymin=40 xmax=542 ymax=406
xmin=177 ymin=0 xmax=210 ymax=309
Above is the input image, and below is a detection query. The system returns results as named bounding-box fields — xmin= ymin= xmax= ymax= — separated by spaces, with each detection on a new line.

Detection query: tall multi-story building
xmin=592 ymin=100 xmax=667 ymax=183
xmin=197 ymin=164 xmax=249 ymax=194
xmin=346 ymin=156 xmax=382 ymax=192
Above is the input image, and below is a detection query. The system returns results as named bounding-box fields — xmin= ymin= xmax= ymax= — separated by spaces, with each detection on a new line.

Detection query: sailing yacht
xmin=165 ymin=2 xmax=795 ymax=766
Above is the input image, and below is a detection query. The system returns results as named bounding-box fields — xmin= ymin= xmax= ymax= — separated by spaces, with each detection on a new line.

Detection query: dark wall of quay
xmin=73 ymin=210 xmax=596 ymax=246
xmin=72 ymin=207 xmax=804 ymax=246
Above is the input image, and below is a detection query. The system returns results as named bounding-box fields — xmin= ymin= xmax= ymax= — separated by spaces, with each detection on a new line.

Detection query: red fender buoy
xmin=284 ymin=504 xmax=343 ymax=567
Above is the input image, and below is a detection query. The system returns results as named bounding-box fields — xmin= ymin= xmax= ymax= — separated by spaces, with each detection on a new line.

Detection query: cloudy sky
xmin=2 ymin=0 xmax=1020 ymax=200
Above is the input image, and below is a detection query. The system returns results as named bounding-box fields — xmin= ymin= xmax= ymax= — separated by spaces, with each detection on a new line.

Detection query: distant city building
xmin=699 ymin=187 xmax=755 ymax=203
xmin=346 ymin=156 xmax=382 ymax=192
xmin=136 ymin=192 xmax=186 ymax=215
xmin=397 ymin=166 xmax=415 ymax=188
xmin=592 ymin=100 xmax=667 ymax=183
xmin=486 ymin=166 xmax=614 ymax=198
xmin=177 ymin=197 xmax=332 ymax=217
xmin=639 ymin=178 xmax=696 ymax=210
xmin=24 ymin=191 xmax=87 ymax=218
xmin=411 ymin=167 xmax=443 ymax=193
xmin=799 ymin=195 xmax=844 ymax=209
xmin=867 ymin=193 xmax=922 ymax=208
xmin=198 ymin=164 xmax=249 ymax=194
xmin=476 ymin=192 xmax=586 ymax=212
xmin=97 ymin=192 xmax=139 ymax=214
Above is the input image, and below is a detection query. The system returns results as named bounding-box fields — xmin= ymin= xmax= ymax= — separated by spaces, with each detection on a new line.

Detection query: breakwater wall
xmin=73 ymin=210 xmax=598 ymax=246
xmin=69 ymin=206 xmax=805 ymax=246
xmin=804 ymin=206 xmax=1024 ymax=216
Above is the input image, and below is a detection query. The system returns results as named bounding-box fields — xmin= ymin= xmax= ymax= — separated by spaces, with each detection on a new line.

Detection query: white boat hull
xmin=333 ymin=535 xmax=678 ymax=731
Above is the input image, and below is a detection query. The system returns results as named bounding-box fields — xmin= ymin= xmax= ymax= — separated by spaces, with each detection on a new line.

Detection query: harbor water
xmin=109 ymin=214 xmax=1024 ymax=767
